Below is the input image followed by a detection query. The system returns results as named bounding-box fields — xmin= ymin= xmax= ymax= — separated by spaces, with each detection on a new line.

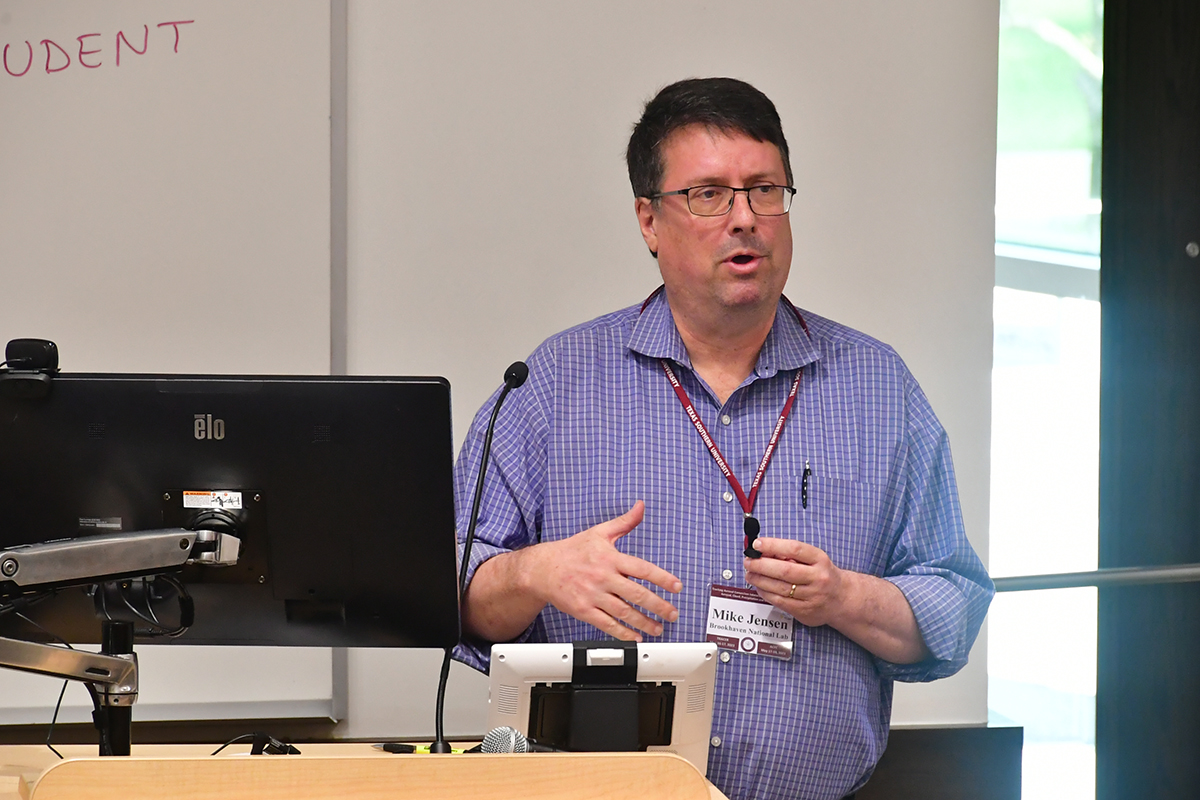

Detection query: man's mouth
xmin=726 ymin=251 xmax=766 ymax=268
xmin=721 ymin=239 xmax=768 ymax=268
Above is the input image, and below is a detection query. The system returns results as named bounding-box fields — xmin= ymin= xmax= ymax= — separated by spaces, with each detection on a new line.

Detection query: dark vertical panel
xmin=856 ymin=726 xmax=1022 ymax=800
xmin=1098 ymin=585 xmax=1200 ymax=797
xmin=1098 ymin=0 xmax=1200 ymax=797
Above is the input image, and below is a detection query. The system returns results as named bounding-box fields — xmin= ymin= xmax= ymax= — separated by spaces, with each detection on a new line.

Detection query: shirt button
xmin=721 ymin=569 xmax=733 ymax=580
xmin=710 ymin=736 xmax=722 ymax=748
xmin=719 ymin=651 xmax=731 ymax=663
xmin=722 ymin=491 xmax=734 ymax=503
xmin=721 ymin=414 xmax=732 ymax=426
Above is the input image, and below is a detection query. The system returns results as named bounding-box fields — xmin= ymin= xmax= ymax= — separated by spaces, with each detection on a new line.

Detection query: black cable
xmin=46 ymin=681 xmax=68 ymax=759
xmin=117 ymin=580 xmax=183 ymax=636
xmin=86 ymin=684 xmax=112 ymax=757
xmin=211 ymin=732 xmax=299 ymax=756
xmin=211 ymin=733 xmax=258 ymax=755
xmin=0 ymin=590 xmax=52 ymax=618
xmin=13 ymin=610 xmax=73 ymax=647
xmin=157 ymin=575 xmax=192 ymax=638
xmin=11 ymin=610 xmax=72 ymax=760
xmin=97 ymin=583 xmax=112 ymax=620
xmin=12 ymin=608 xmax=117 ymax=755
xmin=117 ymin=584 xmax=169 ymax=630
xmin=142 ymin=578 xmax=161 ymax=624
xmin=91 ymin=577 xmax=191 ymax=638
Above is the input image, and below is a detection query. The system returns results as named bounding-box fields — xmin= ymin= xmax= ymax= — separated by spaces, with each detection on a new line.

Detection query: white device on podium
xmin=487 ymin=641 xmax=717 ymax=774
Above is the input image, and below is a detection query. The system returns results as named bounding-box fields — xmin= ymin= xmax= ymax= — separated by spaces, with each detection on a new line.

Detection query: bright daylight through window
xmin=988 ymin=1 xmax=1102 ymax=799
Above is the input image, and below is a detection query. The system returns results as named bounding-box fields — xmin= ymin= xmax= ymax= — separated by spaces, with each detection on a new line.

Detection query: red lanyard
xmin=639 ymin=286 xmax=810 ymax=557
xmin=660 ymin=359 xmax=801 ymax=556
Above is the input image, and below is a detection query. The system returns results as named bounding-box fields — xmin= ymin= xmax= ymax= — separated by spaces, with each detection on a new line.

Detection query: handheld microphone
xmin=429 ymin=362 xmax=529 ymax=754
xmin=480 ymin=726 xmax=567 ymax=754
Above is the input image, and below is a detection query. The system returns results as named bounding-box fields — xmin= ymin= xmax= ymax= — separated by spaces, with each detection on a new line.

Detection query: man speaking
xmin=451 ymin=77 xmax=993 ymax=800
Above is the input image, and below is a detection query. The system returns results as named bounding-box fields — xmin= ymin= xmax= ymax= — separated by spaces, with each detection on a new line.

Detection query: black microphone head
xmin=480 ymin=726 xmax=529 ymax=754
xmin=504 ymin=361 xmax=529 ymax=389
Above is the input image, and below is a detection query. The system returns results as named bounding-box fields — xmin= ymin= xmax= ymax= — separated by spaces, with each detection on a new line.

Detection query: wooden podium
xmin=0 ymin=744 xmax=724 ymax=800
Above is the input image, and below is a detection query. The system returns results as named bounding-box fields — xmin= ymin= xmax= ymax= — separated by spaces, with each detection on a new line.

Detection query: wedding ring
xmin=788 ymin=584 xmax=797 ymax=598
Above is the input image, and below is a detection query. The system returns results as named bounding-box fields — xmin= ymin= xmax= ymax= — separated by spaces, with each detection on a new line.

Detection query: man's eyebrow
xmin=685 ymin=171 xmax=784 ymax=186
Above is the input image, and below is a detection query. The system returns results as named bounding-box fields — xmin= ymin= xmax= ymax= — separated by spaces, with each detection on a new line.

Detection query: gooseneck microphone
xmin=502 ymin=361 xmax=530 ymax=390
xmin=429 ymin=361 xmax=529 ymax=754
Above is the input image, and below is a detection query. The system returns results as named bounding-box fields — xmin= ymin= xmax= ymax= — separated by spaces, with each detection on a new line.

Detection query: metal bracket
xmin=0 ymin=528 xmax=240 ymax=592
xmin=0 ymin=636 xmax=138 ymax=702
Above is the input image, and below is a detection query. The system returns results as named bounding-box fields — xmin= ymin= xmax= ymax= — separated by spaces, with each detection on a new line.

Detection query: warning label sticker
xmin=183 ymin=491 xmax=242 ymax=510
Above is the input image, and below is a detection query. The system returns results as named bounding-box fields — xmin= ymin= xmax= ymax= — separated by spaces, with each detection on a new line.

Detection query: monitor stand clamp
xmin=0 ymin=619 xmax=138 ymax=755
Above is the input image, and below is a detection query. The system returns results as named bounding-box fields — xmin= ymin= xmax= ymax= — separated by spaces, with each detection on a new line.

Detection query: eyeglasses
xmin=648 ymin=184 xmax=796 ymax=217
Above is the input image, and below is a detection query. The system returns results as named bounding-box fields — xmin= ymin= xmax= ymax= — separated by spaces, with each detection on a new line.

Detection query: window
xmin=996 ymin=0 xmax=1102 ymax=257
xmin=989 ymin=2 xmax=1102 ymax=798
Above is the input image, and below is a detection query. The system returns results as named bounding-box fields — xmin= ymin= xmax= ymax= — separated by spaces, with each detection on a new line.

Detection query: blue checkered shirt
xmin=453 ymin=290 xmax=993 ymax=800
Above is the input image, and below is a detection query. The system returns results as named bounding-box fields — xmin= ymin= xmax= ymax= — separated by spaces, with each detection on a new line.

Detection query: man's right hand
xmin=461 ymin=500 xmax=682 ymax=643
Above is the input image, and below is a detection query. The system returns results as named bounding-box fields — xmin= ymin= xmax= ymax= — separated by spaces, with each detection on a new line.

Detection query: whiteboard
xmin=0 ymin=0 xmax=334 ymax=723
xmin=0 ymin=0 xmax=331 ymax=374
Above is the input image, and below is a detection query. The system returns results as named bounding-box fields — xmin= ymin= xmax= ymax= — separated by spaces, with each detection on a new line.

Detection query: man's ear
xmin=634 ymin=197 xmax=659 ymax=259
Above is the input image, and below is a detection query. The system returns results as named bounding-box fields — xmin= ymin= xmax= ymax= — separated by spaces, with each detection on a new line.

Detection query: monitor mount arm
xmin=0 ymin=527 xmax=241 ymax=755
xmin=0 ymin=528 xmax=240 ymax=591
xmin=0 ymin=625 xmax=138 ymax=755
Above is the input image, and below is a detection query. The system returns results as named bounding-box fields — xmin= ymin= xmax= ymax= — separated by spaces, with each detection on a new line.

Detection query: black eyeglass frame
xmin=646 ymin=184 xmax=797 ymax=217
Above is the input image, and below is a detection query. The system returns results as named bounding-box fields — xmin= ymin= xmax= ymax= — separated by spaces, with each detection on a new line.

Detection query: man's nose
xmin=727 ymin=190 xmax=757 ymax=232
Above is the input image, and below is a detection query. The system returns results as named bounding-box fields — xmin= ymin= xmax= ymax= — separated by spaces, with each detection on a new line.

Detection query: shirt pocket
xmin=791 ymin=474 xmax=882 ymax=575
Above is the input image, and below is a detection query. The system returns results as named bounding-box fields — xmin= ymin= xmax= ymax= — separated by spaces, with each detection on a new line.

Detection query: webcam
xmin=1 ymin=338 xmax=59 ymax=399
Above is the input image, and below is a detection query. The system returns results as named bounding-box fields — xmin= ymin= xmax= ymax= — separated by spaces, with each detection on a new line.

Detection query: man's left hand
xmin=742 ymin=536 xmax=845 ymax=627
xmin=743 ymin=536 xmax=932 ymax=664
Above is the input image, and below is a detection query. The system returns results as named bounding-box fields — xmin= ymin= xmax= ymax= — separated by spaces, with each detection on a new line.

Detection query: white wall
xmin=343 ymin=0 xmax=997 ymax=733
xmin=0 ymin=0 xmax=997 ymax=737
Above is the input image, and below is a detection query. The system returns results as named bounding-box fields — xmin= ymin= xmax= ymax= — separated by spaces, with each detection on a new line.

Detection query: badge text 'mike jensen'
xmin=711 ymin=607 xmax=790 ymax=629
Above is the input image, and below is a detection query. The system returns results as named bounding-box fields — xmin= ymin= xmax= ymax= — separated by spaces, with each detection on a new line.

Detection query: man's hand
xmin=529 ymin=500 xmax=682 ymax=641
xmin=743 ymin=536 xmax=931 ymax=664
xmin=462 ymin=501 xmax=682 ymax=643
xmin=742 ymin=537 xmax=845 ymax=627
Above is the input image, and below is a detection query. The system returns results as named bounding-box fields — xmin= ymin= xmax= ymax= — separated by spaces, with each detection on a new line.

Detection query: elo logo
xmin=194 ymin=413 xmax=225 ymax=440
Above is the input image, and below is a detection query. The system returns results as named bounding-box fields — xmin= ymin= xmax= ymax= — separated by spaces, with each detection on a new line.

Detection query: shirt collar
xmin=628 ymin=287 xmax=691 ymax=365
xmin=628 ymin=287 xmax=822 ymax=377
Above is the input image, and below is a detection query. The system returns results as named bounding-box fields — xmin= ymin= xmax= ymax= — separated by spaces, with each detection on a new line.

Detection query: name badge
xmin=706 ymin=585 xmax=794 ymax=660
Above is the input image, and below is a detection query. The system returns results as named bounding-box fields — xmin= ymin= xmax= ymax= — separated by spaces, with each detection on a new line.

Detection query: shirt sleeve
xmin=876 ymin=374 xmax=994 ymax=682
xmin=450 ymin=348 xmax=554 ymax=673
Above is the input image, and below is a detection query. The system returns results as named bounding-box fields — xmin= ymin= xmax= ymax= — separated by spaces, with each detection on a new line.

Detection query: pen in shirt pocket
xmin=801 ymin=459 xmax=812 ymax=509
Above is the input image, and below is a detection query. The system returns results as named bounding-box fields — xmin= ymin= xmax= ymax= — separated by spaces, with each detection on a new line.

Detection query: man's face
xmin=635 ymin=125 xmax=793 ymax=322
